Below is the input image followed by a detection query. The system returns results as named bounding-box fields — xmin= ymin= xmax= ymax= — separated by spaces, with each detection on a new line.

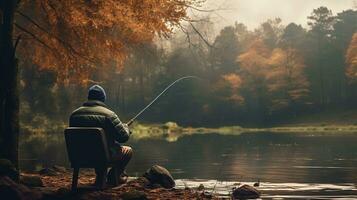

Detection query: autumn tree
xmin=237 ymin=37 xmax=309 ymax=121
xmin=0 ymin=0 xmax=200 ymax=168
xmin=266 ymin=48 xmax=309 ymax=113
xmin=237 ymin=39 xmax=270 ymax=122
xmin=220 ymin=73 xmax=244 ymax=106
xmin=346 ymin=33 xmax=357 ymax=83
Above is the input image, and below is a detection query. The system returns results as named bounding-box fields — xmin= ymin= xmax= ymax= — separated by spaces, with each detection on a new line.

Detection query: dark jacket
xmin=69 ymin=100 xmax=130 ymax=148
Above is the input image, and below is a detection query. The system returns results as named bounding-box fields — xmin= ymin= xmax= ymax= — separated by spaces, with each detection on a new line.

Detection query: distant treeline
xmin=20 ymin=6 xmax=357 ymax=128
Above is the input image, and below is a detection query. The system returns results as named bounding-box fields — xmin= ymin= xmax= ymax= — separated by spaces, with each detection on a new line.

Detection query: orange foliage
xmin=237 ymin=39 xmax=269 ymax=96
xmin=346 ymin=33 xmax=357 ymax=83
xmin=266 ymin=48 xmax=309 ymax=110
xmin=222 ymin=73 xmax=244 ymax=104
xmin=222 ymin=73 xmax=242 ymax=89
xmin=16 ymin=0 xmax=200 ymax=83
xmin=237 ymin=39 xmax=309 ymax=111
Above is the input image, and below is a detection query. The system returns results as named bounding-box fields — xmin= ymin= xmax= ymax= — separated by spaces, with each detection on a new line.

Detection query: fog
xmin=200 ymin=0 xmax=355 ymax=29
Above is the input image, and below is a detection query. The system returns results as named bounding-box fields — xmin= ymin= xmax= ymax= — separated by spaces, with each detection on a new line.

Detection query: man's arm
xmin=107 ymin=113 xmax=131 ymax=143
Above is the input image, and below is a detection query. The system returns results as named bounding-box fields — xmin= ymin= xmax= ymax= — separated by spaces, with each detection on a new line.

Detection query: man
xmin=69 ymin=85 xmax=132 ymax=185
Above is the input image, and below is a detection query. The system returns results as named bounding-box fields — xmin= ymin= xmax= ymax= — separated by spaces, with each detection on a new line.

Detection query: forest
xmin=1 ymin=1 xmax=357 ymax=199
xmin=19 ymin=6 xmax=357 ymax=129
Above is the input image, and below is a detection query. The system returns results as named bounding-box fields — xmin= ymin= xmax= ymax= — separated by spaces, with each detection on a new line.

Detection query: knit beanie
xmin=88 ymin=85 xmax=106 ymax=102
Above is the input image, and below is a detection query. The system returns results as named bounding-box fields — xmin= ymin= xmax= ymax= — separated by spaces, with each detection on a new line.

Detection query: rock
xmin=253 ymin=181 xmax=260 ymax=187
xmin=0 ymin=176 xmax=42 ymax=200
xmin=150 ymin=183 xmax=162 ymax=189
xmin=120 ymin=190 xmax=148 ymax=200
xmin=38 ymin=168 xmax=57 ymax=176
xmin=0 ymin=159 xmax=19 ymax=181
xmin=143 ymin=165 xmax=175 ymax=189
xmin=197 ymin=184 xmax=205 ymax=191
xmin=20 ymin=175 xmax=43 ymax=187
xmin=232 ymin=184 xmax=260 ymax=199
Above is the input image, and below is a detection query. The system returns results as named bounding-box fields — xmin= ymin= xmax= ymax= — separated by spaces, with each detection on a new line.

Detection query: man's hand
xmin=123 ymin=123 xmax=132 ymax=135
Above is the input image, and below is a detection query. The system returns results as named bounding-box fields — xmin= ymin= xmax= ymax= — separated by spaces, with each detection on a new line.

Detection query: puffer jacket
xmin=69 ymin=100 xmax=130 ymax=148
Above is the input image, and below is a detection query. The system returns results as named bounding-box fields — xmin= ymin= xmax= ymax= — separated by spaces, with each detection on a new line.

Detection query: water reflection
xmin=19 ymin=132 xmax=357 ymax=184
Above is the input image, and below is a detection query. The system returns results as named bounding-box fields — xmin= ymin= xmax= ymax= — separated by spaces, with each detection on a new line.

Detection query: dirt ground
xmin=22 ymin=169 xmax=220 ymax=200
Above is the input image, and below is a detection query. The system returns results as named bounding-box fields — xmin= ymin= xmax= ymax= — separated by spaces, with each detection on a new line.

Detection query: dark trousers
xmin=95 ymin=146 xmax=133 ymax=184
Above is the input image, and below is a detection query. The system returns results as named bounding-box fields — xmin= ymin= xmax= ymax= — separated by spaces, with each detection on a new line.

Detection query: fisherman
xmin=69 ymin=85 xmax=132 ymax=185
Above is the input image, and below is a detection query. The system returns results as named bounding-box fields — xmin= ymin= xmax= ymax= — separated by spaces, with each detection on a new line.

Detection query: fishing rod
xmin=126 ymin=76 xmax=201 ymax=126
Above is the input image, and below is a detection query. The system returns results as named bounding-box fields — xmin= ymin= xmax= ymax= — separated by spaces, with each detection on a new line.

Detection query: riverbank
xmin=7 ymin=170 xmax=357 ymax=200
xmin=1 ymin=169 xmax=220 ymax=200
xmin=19 ymin=109 xmax=357 ymax=142
xmin=128 ymin=121 xmax=357 ymax=141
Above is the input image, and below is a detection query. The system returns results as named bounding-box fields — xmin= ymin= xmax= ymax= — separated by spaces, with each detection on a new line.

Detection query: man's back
xmin=70 ymin=100 xmax=129 ymax=148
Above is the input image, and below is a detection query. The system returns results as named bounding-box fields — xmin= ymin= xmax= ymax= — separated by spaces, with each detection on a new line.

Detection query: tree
xmin=0 ymin=0 xmax=199 ymax=168
xmin=209 ymin=26 xmax=240 ymax=75
xmin=220 ymin=73 xmax=244 ymax=105
xmin=333 ymin=10 xmax=357 ymax=50
xmin=237 ymin=39 xmax=270 ymax=122
xmin=306 ymin=6 xmax=335 ymax=107
xmin=0 ymin=0 xmax=19 ymax=169
xmin=266 ymin=48 xmax=309 ymax=113
xmin=280 ymin=23 xmax=306 ymax=50
xmin=117 ymin=42 xmax=164 ymax=114
xmin=346 ymin=33 xmax=357 ymax=83
xmin=256 ymin=18 xmax=284 ymax=49
xmin=330 ymin=10 xmax=357 ymax=103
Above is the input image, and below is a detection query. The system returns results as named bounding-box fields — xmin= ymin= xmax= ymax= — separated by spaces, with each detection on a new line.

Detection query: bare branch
xmin=187 ymin=5 xmax=231 ymax=13
xmin=13 ymin=35 xmax=22 ymax=57
xmin=189 ymin=22 xmax=214 ymax=48
xmin=14 ymin=23 xmax=57 ymax=53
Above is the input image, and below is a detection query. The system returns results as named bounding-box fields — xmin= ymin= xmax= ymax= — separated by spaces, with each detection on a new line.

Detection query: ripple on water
xmin=175 ymin=180 xmax=357 ymax=199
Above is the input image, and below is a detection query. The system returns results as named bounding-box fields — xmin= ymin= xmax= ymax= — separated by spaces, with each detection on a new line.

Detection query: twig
xmin=189 ymin=22 xmax=214 ymax=48
xmin=13 ymin=34 xmax=22 ymax=57
xmin=14 ymin=23 xmax=55 ymax=52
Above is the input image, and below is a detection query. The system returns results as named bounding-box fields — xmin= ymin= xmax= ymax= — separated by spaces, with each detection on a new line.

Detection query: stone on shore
xmin=232 ymin=184 xmax=260 ymax=199
xmin=143 ymin=165 xmax=175 ymax=189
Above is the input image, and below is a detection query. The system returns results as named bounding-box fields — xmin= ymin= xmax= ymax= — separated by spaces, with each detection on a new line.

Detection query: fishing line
xmin=126 ymin=75 xmax=202 ymax=126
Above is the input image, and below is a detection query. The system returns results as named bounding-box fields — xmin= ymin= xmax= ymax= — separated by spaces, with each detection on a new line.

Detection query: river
xmin=19 ymin=131 xmax=357 ymax=199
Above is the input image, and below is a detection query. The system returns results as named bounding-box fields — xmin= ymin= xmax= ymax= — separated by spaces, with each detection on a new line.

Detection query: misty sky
xmin=199 ymin=0 xmax=356 ymax=30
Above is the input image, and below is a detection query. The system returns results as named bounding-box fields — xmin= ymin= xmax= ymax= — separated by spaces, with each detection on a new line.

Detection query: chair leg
xmin=95 ymin=167 xmax=107 ymax=190
xmin=113 ymin=167 xmax=119 ymax=186
xmin=71 ymin=168 xmax=79 ymax=192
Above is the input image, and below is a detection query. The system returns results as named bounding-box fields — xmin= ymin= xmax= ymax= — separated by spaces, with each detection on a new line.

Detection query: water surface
xmin=19 ymin=131 xmax=357 ymax=198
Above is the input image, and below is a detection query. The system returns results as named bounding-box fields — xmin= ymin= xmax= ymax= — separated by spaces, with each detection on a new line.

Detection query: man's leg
xmin=108 ymin=146 xmax=133 ymax=185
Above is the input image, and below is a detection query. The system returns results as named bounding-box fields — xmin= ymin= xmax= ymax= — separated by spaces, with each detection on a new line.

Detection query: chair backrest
xmin=64 ymin=127 xmax=110 ymax=168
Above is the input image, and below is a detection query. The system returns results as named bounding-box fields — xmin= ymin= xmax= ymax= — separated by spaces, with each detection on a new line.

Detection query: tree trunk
xmin=0 ymin=0 xmax=19 ymax=169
